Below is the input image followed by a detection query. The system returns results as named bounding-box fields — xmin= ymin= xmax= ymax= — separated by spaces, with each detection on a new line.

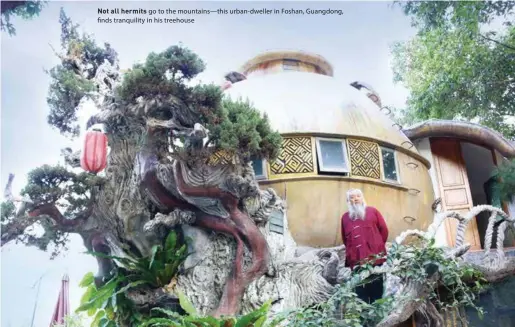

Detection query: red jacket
xmin=341 ymin=206 xmax=389 ymax=269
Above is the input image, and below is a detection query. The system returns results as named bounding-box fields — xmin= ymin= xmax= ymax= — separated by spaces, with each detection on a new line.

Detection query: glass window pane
xmin=319 ymin=140 xmax=346 ymax=169
xmin=251 ymin=158 xmax=264 ymax=176
xmin=382 ymin=148 xmax=398 ymax=181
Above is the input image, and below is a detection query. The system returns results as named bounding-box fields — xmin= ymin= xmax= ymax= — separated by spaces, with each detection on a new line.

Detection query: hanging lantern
xmin=80 ymin=128 xmax=108 ymax=173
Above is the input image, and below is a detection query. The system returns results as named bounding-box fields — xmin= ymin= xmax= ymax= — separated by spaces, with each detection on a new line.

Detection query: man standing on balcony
xmin=341 ymin=188 xmax=389 ymax=304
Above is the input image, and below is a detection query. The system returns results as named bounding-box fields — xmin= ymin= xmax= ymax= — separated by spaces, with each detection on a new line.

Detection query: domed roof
xmin=224 ymin=68 xmax=418 ymax=153
xmin=241 ymin=50 xmax=334 ymax=77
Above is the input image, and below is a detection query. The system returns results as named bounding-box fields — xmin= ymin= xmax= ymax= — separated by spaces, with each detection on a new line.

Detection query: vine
xmin=269 ymin=238 xmax=487 ymax=327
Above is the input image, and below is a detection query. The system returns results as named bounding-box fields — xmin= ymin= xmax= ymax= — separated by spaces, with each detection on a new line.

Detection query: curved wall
xmin=258 ymin=136 xmax=434 ymax=247
xmin=225 ymin=72 xmax=420 ymax=155
xmin=218 ymin=51 xmax=436 ymax=247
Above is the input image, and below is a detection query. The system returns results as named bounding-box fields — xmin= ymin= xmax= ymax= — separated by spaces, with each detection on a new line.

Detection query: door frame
xmin=430 ymin=138 xmax=481 ymax=250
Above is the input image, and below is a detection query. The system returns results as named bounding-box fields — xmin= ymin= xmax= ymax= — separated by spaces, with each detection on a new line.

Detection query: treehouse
xmin=223 ymin=50 xmax=436 ymax=248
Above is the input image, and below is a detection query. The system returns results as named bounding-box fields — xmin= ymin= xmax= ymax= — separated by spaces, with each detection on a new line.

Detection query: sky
xmin=0 ymin=1 xmax=416 ymax=326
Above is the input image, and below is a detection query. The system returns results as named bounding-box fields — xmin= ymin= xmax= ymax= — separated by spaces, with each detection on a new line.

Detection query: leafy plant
xmin=77 ymin=230 xmax=189 ymax=326
xmin=143 ymin=299 xmax=278 ymax=327
xmin=76 ymin=271 xmax=146 ymax=326
xmin=271 ymin=238 xmax=486 ymax=327
xmin=88 ymin=230 xmax=188 ymax=288
xmin=387 ymin=239 xmax=487 ymax=316
xmin=391 ymin=1 xmax=515 ymax=139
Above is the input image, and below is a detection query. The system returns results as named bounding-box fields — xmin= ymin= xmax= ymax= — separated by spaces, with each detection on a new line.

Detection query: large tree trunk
xmin=137 ymin=148 xmax=270 ymax=316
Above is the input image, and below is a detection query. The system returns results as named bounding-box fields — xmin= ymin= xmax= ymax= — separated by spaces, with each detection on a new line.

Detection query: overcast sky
xmin=1 ymin=1 xmax=415 ymax=326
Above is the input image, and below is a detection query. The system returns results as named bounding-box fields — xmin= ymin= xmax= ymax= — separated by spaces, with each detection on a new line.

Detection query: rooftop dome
xmin=241 ymin=50 xmax=334 ymax=77
xmin=225 ymin=51 xmax=418 ymax=153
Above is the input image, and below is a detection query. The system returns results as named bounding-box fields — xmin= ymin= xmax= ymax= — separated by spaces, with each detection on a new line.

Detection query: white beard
xmin=349 ymin=203 xmax=366 ymax=221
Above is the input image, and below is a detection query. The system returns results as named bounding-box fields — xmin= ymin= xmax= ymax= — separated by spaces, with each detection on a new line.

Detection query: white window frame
xmin=380 ymin=146 xmax=400 ymax=183
xmin=251 ymin=158 xmax=268 ymax=180
xmin=315 ymin=137 xmax=350 ymax=173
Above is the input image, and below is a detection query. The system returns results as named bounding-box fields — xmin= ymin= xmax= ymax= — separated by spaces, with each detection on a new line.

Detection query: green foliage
xmin=47 ymin=9 xmax=115 ymax=137
xmin=387 ymin=239 xmax=486 ymax=315
xmin=117 ymin=44 xmax=282 ymax=161
xmin=1 ymin=1 xmax=46 ymax=36
xmin=397 ymin=1 xmax=515 ymax=32
xmin=212 ymin=98 xmax=282 ymax=161
xmin=392 ymin=1 xmax=515 ymax=139
xmin=143 ymin=300 xmax=277 ymax=327
xmin=117 ymin=44 xmax=206 ymax=102
xmin=77 ymin=271 xmax=145 ymax=326
xmin=273 ymin=238 xmax=486 ymax=327
xmin=494 ymin=159 xmax=515 ymax=202
xmin=87 ymin=230 xmax=188 ymax=288
xmin=22 ymin=164 xmax=103 ymax=218
xmin=47 ymin=65 xmax=95 ymax=137
xmin=77 ymin=229 xmax=283 ymax=326
xmin=76 ymin=234 xmax=487 ymax=327
xmin=0 ymin=201 xmax=16 ymax=223
xmin=78 ymin=230 xmax=189 ymax=325
xmin=13 ymin=164 xmax=102 ymax=256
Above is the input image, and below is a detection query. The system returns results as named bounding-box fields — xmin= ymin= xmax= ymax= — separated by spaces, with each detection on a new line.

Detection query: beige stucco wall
xmin=260 ymin=151 xmax=434 ymax=248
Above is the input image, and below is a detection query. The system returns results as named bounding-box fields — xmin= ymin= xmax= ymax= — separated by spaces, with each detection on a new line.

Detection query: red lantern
xmin=80 ymin=129 xmax=108 ymax=173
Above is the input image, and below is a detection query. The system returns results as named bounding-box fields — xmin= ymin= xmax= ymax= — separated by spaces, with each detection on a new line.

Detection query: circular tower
xmin=224 ymin=50 xmax=434 ymax=248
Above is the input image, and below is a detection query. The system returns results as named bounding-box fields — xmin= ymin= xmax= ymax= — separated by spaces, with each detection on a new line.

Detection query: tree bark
xmin=1 ymin=203 xmax=91 ymax=247
xmin=137 ymin=146 xmax=270 ymax=316
xmin=174 ymin=163 xmax=270 ymax=316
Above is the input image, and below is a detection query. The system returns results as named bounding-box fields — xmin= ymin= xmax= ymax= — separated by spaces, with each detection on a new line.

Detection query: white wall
xmin=413 ymin=138 xmax=448 ymax=247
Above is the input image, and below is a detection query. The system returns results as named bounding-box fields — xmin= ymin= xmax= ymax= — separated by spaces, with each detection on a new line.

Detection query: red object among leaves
xmin=49 ymin=274 xmax=70 ymax=326
xmin=80 ymin=130 xmax=108 ymax=173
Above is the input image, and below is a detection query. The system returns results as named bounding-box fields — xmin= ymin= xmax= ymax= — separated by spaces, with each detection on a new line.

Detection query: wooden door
xmin=430 ymin=138 xmax=481 ymax=250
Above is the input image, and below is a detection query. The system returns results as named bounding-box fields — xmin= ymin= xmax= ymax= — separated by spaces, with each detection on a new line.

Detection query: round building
xmin=224 ymin=50 xmax=435 ymax=248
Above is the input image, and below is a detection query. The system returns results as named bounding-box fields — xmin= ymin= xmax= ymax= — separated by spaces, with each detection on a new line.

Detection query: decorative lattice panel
xmin=348 ymin=139 xmax=381 ymax=179
xmin=207 ymin=149 xmax=233 ymax=166
xmin=270 ymin=137 xmax=314 ymax=174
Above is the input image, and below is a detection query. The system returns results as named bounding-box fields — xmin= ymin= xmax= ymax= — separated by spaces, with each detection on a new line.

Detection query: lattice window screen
xmin=347 ymin=139 xmax=381 ymax=179
xmin=270 ymin=137 xmax=314 ymax=175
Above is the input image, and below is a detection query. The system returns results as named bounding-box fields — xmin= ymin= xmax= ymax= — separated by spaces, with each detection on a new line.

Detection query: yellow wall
xmin=208 ymin=134 xmax=435 ymax=248
xmin=262 ymin=173 xmax=434 ymax=247
xmin=259 ymin=135 xmax=435 ymax=248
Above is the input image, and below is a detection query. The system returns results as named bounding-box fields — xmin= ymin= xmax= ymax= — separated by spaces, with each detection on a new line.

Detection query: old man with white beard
xmin=340 ymin=188 xmax=389 ymax=304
